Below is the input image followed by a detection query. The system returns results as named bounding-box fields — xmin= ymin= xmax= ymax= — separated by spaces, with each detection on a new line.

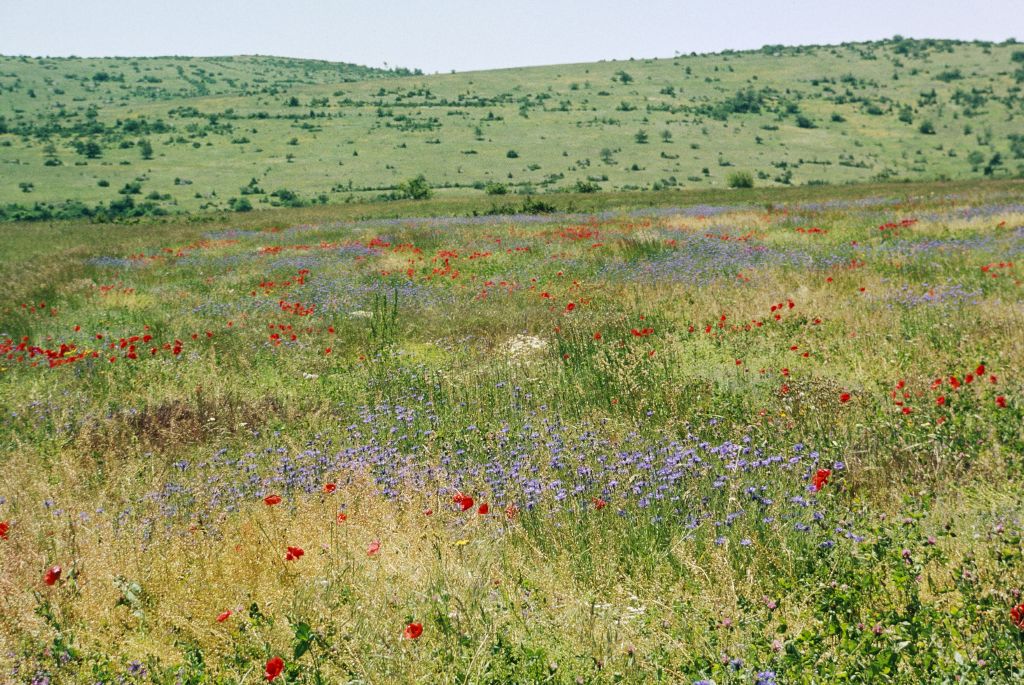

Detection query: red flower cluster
xmin=812 ymin=469 xmax=832 ymax=492
xmin=265 ymin=656 xmax=284 ymax=681
xmin=285 ymin=546 xmax=305 ymax=561
xmin=1012 ymin=604 xmax=1024 ymax=631
xmin=453 ymin=492 xmax=474 ymax=511
xmin=44 ymin=565 xmax=62 ymax=586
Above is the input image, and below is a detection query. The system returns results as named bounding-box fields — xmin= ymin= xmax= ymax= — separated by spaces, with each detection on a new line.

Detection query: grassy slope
xmin=1 ymin=38 xmax=1022 ymax=215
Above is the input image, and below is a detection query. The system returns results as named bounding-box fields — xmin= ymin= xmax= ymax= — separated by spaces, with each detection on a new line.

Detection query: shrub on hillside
xmin=726 ymin=171 xmax=754 ymax=188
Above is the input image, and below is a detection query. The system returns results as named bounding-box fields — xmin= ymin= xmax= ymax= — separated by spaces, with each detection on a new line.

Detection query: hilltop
xmin=1 ymin=37 xmax=1022 ymax=220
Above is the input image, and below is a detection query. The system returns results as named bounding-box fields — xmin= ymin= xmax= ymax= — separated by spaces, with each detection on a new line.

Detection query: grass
xmin=2 ymin=37 xmax=1024 ymax=219
xmin=0 ymin=178 xmax=1022 ymax=682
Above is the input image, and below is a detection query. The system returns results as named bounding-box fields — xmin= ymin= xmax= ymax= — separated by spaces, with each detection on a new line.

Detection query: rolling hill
xmin=1 ymin=37 xmax=1022 ymax=220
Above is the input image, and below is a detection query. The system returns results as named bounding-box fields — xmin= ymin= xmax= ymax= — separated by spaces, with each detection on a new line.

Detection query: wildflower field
xmin=1 ymin=180 xmax=1023 ymax=683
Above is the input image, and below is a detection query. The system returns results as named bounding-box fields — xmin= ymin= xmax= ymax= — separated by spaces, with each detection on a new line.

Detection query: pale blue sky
xmin=2 ymin=1 xmax=1021 ymax=73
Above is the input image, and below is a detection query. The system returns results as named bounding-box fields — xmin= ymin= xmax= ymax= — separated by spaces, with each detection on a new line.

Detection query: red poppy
xmin=44 ymin=565 xmax=62 ymax=586
xmin=0 ymin=521 xmax=9 ymax=540
xmin=477 ymin=503 xmax=489 ymax=515
xmin=264 ymin=494 xmax=282 ymax=506
xmin=592 ymin=497 xmax=608 ymax=510
xmin=336 ymin=512 xmax=348 ymax=523
xmin=565 ymin=302 xmax=576 ymax=312
xmin=1012 ymin=603 xmax=1024 ymax=630
xmin=505 ymin=503 xmax=519 ymax=520
xmin=323 ymin=482 xmax=337 ymax=493
xmin=839 ymin=393 xmax=851 ymax=403
xmin=453 ymin=493 xmax=474 ymax=511
xmin=403 ymin=622 xmax=424 ymax=639
xmin=936 ymin=396 xmax=946 ymax=406
xmin=812 ymin=469 xmax=832 ymax=492
xmin=367 ymin=540 xmax=381 ymax=556
xmin=593 ymin=332 xmax=602 ymax=341
xmin=265 ymin=656 xmax=284 ymax=681
xmin=976 ymin=364 xmax=986 ymax=376
xmin=996 ymin=396 xmax=1007 ymax=408
xmin=217 ymin=610 xmax=233 ymax=622
xmin=285 ymin=546 xmax=304 ymax=561
xmin=901 ymin=407 xmax=912 ymax=415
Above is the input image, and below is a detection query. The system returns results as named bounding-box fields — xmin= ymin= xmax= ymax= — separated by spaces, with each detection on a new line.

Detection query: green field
xmin=3 ymin=33 xmax=1024 ymax=685
xmin=0 ymin=177 xmax=1023 ymax=682
xmin=2 ymin=37 xmax=1024 ymax=220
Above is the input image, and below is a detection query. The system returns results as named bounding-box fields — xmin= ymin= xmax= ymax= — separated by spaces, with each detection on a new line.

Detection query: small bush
xmin=726 ymin=171 xmax=754 ymax=188
xmin=396 ymin=175 xmax=432 ymax=200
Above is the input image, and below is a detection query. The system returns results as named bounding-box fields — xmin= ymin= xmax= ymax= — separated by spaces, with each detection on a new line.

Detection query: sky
xmin=2 ymin=1 xmax=1022 ymax=73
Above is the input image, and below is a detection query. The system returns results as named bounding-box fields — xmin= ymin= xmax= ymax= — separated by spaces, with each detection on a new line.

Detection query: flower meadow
xmin=1 ymin=183 xmax=1023 ymax=683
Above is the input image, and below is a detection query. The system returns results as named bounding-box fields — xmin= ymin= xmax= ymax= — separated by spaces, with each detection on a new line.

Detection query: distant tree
xmin=77 ymin=140 xmax=102 ymax=159
xmin=919 ymin=120 xmax=936 ymax=134
xmin=506 ymin=150 xmax=519 ymax=158
xmin=660 ymin=129 xmax=673 ymax=143
xmin=614 ymin=70 xmax=633 ymax=84
xmin=228 ymin=197 xmax=253 ymax=212
xmin=634 ymin=129 xmax=649 ymax=144
xmin=795 ymin=115 xmax=816 ymax=129
xmin=397 ymin=175 xmax=432 ymax=200
xmin=599 ymin=147 xmax=616 ymax=164
xmin=285 ymin=96 xmax=300 ymax=107
xmin=484 ymin=181 xmax=507 ymax=195
xmin=139 ymin=139 xmax=154 ymax=160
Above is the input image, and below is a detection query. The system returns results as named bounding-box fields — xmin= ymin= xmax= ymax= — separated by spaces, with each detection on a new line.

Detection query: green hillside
xmin=1 ymin=38 xmax=1023 ymax=219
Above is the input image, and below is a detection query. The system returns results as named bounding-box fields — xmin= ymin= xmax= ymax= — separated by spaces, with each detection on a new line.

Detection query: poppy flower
xmin=996 ymin=396 xmax=1007 ymax=408
xmin=1012 ymin=603 xmax=1024 ymax=630
xmin=453 ymin=493 xmax=474 ymax=511
xmin=323 ymin=482 xmax=337 ymax=493
xmin=44 ymin=565 xmax=62 ymax=586
xmin=423 ymin=508 xmax=433 ymax=516
xmin=477 ymin=503 xmax=489 ymax=515
xmin=936 ymin=396 xmax=946 ymax=406
xmin=217 ymin=610 xmax=233 ymax=623
xmin=265 ymin=656 xmax=284 ymax=682
xmin=367 ymin=540 xmax=381 ymax=556
xmin=285 ymin=546 xmax=304 ymax=561
xmin=812 ymin=469 xmax=832 ymax=492
xmin=839 ymin=393 xmax=851 ymax=403
xmin=336 ymin=512 xmax=348 ymax=523
xmin=264 ymin=494 xmax=282 ymax=506
xmin=505 ymin=504 xmax=519 ymax=520
xmin=403 ymin=622 xmax=424 ymax=639
xmin=592 ymin=497 xmax=608 ymax=510
xmin=976 ymin=364 xmax=986 ymax=376
xmin=593 ymin=332 xmax=602 ymax=341
xmin=565 ymin=302 xmax=576 ymax=312
xmin=0 ymin=521 xmax=9 ymax=540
